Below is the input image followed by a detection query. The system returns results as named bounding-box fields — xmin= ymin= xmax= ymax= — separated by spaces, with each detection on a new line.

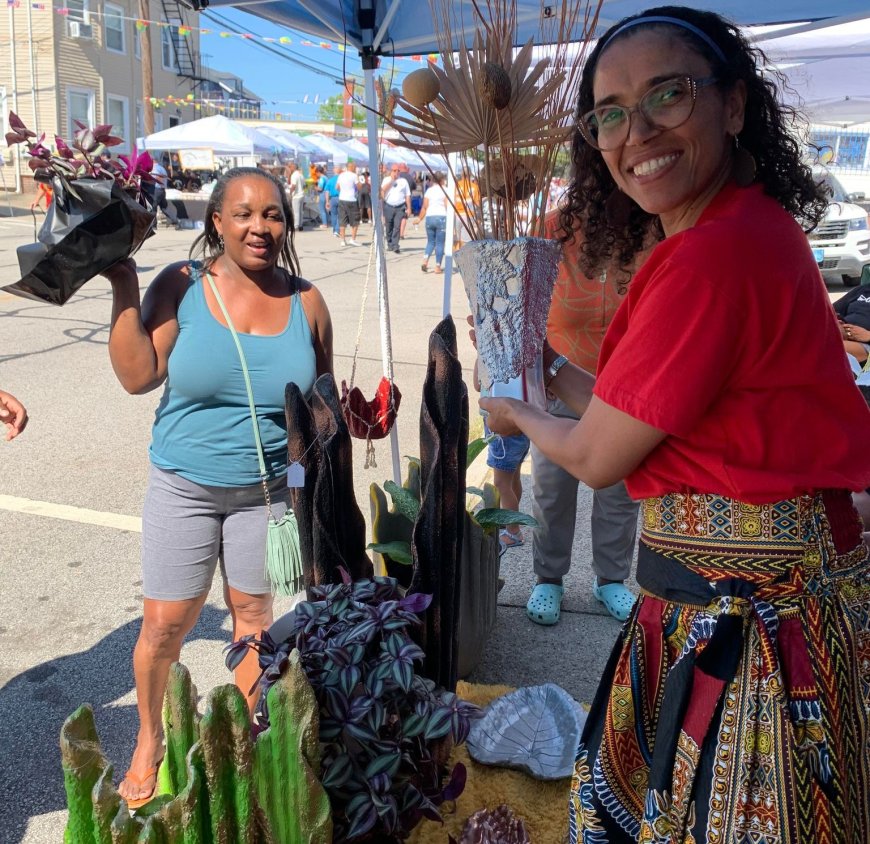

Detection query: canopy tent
xmin=143 ymin=114 xmax=278 ymax=156
xmin=184 ymin=1 xmax=870 ymax=55
xmin=253 ymin=126 xmax=318 ymax=156
xmin=185 ymin=0 xmax=870 ymax=482
xmin=755 ymin=18 xmax=870 ymax=124
xmin=304 ymin=133 xmax=351 ymax=164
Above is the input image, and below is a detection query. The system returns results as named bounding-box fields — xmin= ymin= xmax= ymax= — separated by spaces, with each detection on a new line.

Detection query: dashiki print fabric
xmin=569 ymin=491 xmax=870 ymax=844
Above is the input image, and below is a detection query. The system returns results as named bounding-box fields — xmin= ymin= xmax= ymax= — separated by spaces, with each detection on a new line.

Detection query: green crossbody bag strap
xmin=203 ymin=267 xmax=303 ymax=596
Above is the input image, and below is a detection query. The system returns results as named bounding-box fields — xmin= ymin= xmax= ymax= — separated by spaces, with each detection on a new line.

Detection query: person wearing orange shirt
xmin=454 ymin=169 xmax=480 ymax=248
xmin=526 ymin=221 xmax=649 ymax=626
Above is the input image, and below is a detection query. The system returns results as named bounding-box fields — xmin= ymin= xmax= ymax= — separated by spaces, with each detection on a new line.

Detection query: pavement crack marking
xmin=0 ymin=494 xmax=141 ymax=532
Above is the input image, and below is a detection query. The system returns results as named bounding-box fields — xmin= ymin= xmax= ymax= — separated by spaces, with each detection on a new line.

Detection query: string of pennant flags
xmin=5 ymin=1 xmax=441 ymax=64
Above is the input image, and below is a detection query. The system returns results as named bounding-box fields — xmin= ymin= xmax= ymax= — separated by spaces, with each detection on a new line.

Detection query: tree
xmin=317 ymin=94 xmax=367 ymax=128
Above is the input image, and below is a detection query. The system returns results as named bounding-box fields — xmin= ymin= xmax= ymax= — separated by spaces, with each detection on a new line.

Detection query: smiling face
xmin=213 ymin=175 xmax=286 ymax=272
xmin=592 ymin=29 xmax=746 ymax=235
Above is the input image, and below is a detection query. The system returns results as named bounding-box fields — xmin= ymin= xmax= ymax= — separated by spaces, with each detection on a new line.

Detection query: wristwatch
xmin=545 ymin=354 xmax=569 ymax=386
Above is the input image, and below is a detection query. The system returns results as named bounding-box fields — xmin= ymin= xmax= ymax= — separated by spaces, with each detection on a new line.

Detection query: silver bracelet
xmin=545 ymin=354 xmax=569 ymax=386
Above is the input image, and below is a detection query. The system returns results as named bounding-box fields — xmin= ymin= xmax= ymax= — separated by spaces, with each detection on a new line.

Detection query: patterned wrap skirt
xmin=568 ymin=490 xmax=870 ymax=844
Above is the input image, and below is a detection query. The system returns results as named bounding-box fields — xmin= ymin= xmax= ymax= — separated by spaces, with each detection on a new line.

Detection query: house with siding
xmin=1 ymin=0 xmax=202 ymax=195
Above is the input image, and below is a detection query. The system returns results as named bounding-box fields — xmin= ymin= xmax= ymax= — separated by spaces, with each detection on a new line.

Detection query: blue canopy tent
xmin=181 ymin=0 xmax=870 ymax=481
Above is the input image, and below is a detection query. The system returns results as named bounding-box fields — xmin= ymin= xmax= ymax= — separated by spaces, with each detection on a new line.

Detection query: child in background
xmin=473 ymin=361 xmax=530 ymax=549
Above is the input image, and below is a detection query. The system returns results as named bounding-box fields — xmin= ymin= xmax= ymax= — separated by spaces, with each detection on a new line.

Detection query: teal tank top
xmin=149 ymin=263 xmax=317 ymax=486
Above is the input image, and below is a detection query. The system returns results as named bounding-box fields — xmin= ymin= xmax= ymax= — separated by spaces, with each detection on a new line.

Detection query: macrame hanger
xmin=339 ymin=140 xmax=402 ymax=467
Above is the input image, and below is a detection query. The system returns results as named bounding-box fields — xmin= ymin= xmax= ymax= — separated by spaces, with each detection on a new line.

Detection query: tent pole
xmin=363 ymin=65 xmax=402 ymax=485
xmin=442 ymin=152 xmax=458 ymax=319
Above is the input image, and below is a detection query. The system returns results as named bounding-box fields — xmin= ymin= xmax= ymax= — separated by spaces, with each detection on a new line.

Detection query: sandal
xmin=592 ymin=582 xmax=636 ymax=622
xmin=421 ymin=263 xmax=429 ymax=273
xmin=526 ymin=582 xmax=564 ymax=626
xmin=120 ymin=760 xmax=162 ymax=810
xmin=433 ymin=266 xmax=443 ymax=274
xmin=499 ymin=528 xmax=524 ymax=549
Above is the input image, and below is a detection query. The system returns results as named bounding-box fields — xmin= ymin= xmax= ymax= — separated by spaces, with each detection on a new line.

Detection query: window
xmin=103 ymin=3 xmax=125 ymax=54
xmin=135 ymin=102 xmax=143 ymax=137
xmin=161 ymin=20 xmax=180 ymax=72
xmin=106 ymin=95 xmax=128 ymax=151
xmin=168 ymin=115 xmax=180 ymax=127
xmin=66 ymin=0 xmax=93 ymax=38
xmin=67 ymin=87 xmax=95 ymax=137
xmin=134 ymin=28 xmax=140 ymax=58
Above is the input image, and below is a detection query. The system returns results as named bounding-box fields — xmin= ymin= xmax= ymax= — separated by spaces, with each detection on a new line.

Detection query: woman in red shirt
xmin=482 ymin=7 xmax=870 ymax=843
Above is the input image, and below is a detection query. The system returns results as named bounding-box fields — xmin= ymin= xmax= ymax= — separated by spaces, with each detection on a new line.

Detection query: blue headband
xmin=601 ymin=15 xmax=727 ymax=64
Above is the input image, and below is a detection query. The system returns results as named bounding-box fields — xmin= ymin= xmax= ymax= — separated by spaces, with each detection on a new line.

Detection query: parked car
xmin=809 ymin=168 xmax=870 ymax=287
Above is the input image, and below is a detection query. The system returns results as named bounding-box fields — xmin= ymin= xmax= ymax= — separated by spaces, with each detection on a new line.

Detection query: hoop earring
xmin=604 ymin=188 xmax=633 ymax=229
xmin=733 ymin=136 xmax=756 ymax=187
xmin=218 ymin=234 xmax=225 ymax=252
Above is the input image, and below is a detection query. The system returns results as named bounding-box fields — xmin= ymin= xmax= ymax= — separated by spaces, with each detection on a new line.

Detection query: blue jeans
xmin=425 ymin=215 xmax=447 ymax=265
xmin=318 ymin=192 xmax=328 ymax=226
xmin=329 ymin=197 xmax=340 ymax=234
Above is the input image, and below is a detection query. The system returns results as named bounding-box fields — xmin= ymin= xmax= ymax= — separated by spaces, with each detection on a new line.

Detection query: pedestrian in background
xmin=381 ymin=165 xmax=411 ymax=253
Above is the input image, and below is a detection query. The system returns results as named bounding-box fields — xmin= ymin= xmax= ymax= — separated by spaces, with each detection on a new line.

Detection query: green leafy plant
xmin=368 ymin=437 xmax=537 ymax=567
xmin=226 ymin=573 xmax=479 ymax=841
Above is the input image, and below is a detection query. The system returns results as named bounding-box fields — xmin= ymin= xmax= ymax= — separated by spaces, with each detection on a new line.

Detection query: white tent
xmin=144 ymin=115 xmax=274 ymax=156
xmin=256 ymin=127 xmax=337 ymax=160
xmin=304 ymin=133 xmax=350 ymax=164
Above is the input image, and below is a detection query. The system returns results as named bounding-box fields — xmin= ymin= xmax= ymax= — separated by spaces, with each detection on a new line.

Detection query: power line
xmin=201 ymin=10 xmax=349 ymax=84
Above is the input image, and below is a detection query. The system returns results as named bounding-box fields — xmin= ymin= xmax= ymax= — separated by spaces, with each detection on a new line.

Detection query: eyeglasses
xmin=579 ymin=75 xmax=717 ymax=151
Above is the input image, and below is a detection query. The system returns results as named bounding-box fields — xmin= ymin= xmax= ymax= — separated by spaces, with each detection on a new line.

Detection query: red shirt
xmin=595 ymin=182 xmax=870 ymax=504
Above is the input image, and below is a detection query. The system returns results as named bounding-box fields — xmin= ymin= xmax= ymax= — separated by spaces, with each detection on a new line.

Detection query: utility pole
xmin=139 ymin=0 xmax=154 ymax=134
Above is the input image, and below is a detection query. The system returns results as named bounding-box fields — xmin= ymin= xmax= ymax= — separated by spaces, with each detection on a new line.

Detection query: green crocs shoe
xmin=526 ymin=583 xmax=565 ymax=626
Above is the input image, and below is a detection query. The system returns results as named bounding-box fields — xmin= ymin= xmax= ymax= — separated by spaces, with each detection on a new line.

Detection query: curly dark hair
xmin=559 ymin=6 xmax=829 ymax=280
xmin=190 ymin=166 xmax=301 ymax=277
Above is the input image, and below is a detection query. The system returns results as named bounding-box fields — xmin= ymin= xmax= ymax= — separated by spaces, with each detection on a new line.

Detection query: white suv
xmin=808 ymin=169 xmax=870 ymax=287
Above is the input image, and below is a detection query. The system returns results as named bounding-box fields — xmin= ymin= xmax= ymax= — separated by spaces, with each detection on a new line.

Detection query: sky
xmin=194 ymin=8 xmax=419 ymax=123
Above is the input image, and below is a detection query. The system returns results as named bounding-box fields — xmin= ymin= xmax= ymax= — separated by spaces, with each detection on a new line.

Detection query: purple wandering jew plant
xmin=5 ymin=111 xmax=156 ymax=198
xmin=225 ymin=571 xmax=481 ymax=842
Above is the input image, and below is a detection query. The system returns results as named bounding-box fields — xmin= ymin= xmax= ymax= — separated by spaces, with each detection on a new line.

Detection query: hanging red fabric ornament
xmin=340 ymin=376 xmax=402 ymax=468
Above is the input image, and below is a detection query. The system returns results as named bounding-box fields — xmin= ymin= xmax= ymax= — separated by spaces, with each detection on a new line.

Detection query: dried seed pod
xmin=480 ymin=62 xmax=512 ymax=110
xmin=402 ymin=67 xmax=441 ymax=109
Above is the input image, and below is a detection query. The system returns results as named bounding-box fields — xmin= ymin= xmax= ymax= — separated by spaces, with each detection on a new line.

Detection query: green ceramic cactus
xmin=253 ymin=651 xmax=332 ymax=844
xmin=198 ymin=683 xmax=268 ymax=843
xmin=61 ymin=658 xmax=331 ymax=843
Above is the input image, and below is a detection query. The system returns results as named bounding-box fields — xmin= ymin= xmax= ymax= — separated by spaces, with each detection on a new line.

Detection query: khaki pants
xmin=530 ymin=398 xmax=640 ymax=582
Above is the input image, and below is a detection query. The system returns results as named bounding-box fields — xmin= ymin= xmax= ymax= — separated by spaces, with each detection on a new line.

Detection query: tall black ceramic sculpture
xmin=408 ymin=317 xmax=469 ymax=692
xmin=285 ymin=374 xmax=372 ymax=591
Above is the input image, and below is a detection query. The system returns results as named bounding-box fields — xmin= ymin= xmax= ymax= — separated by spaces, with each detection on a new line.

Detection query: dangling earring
xmin=218 ymin=234 xmax=225 ymax=251
xmin=733 ymin=136 xmax=756 ymax=187
xmin=604 ymin=187 xmax=633 ymax=229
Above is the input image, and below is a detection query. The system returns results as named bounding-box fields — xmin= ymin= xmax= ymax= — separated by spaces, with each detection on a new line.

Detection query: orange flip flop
xmin=121 ymin=761 xmax=161 ymax=810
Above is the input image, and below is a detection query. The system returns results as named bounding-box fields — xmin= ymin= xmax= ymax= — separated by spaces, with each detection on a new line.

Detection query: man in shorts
xmin=337 ymin=161 xmax=361 ymax=247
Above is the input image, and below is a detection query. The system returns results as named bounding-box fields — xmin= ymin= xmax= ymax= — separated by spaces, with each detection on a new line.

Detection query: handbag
xmin=203 ymin=268 xmax=304 ymax=597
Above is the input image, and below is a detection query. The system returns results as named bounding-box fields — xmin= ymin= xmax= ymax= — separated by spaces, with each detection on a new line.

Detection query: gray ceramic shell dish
xmin=466 ymin=683 xmax=587 ymax=780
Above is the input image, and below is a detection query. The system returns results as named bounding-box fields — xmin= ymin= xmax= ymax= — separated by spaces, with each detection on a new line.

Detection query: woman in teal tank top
xmin=102 ymin=167 xmax=333 ymax=808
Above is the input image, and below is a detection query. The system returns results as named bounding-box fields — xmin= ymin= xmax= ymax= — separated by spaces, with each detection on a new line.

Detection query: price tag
xmin=286 ymin=462 xmax=305 ymax=488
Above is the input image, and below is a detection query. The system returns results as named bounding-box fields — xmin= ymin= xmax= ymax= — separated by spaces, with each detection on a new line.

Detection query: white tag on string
xmin=286 ymin=462 xmax=305 ymax=488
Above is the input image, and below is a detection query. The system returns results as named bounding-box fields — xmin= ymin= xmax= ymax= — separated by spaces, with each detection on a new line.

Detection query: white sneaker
xmin=347 ymin=239 xmax=362 ymax=247
xmin=341 ymin=240 xmax=349 ymax=247
xmin=332 ymin=231 xmax=340 ymax=238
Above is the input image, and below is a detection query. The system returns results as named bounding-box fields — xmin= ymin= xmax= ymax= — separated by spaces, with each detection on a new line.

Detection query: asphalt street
xmin=0 ymin=206 xmax=627 ymax=842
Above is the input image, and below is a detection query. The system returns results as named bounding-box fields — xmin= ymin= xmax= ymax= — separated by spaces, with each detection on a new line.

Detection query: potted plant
xmin=368 ymin=438 xmax=536 ymax=679
xmin=4 ymin=111 xmax=156 ymax=305
xmin=226 ymin=573 xmax=480 ymax=842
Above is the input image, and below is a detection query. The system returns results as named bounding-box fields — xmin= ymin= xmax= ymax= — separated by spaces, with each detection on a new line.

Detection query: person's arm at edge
xmin=0 ymin=390 xmax=28 ymax=440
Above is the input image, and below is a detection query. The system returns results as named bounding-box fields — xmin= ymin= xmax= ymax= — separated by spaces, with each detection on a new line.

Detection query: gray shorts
xmin=141 ymin=465 xmax=289 ymax=601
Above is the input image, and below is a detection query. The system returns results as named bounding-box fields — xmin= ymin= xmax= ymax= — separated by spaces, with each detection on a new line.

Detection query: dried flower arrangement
xmin=377 ymin=0 xmax=602 ymax=241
